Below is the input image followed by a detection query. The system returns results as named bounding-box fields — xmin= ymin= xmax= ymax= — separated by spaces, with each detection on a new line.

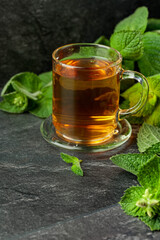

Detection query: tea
xmin=52 ymin=58 xmax=120 ymax=145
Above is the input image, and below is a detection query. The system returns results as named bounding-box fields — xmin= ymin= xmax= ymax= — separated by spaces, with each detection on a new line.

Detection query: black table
xmin=1 ymin=111 xmax=160 ymax=239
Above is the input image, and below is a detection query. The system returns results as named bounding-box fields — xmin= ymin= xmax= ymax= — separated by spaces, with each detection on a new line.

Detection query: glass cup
xmin=51 ymin=43 xmax=148 ymax=148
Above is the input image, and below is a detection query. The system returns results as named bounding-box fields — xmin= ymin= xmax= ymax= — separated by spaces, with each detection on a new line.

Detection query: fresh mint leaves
xmin=110 ymin=123 xmax=160 ymax=231
xmin=110 ymin=153 xmax=154 ymax=175
xmin=0 ymin=92 xmax=28 ymax=113
xmin=0 ymin=71 xmax=52 ymax=118
xmin=137 ymin=123 xmax=160 ymax=152
xmin=137 ymin=32 xmax=160 ymax=76
xmin=119 ymin=155 xmax=160 ymax=231
xmin=121 ymin=73 xmax=160 ymax=124
xmin=110 ymin=31 xmax=143 ymax=60
xmin=114 ymin=7 xmax=148 ymax=34
xmin=60 ymin=153 xmax=83 ymax=176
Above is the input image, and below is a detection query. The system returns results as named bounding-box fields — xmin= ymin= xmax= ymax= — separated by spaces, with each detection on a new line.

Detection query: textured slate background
xmin=0 ymin=0 xmax=160 ymax=86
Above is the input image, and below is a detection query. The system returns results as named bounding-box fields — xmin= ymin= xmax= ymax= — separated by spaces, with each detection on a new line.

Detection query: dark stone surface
xmin=1 ymin=110 xmax=159 ymax=239
xmin=0 ymin=0 xmax=160 ymax=86
xmin=15 ymin=205 xmax=160 ymax=240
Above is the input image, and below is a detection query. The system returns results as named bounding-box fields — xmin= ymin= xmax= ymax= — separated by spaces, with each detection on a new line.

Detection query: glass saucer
xmin=40 ymin=116 xmax=132 ymax=152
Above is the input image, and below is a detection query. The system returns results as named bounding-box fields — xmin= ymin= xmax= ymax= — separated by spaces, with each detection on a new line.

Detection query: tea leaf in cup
xmin=114 ymin=6 xmax=148 ymax=34
xmin=110 ymin=30 xmax=143 ymax=60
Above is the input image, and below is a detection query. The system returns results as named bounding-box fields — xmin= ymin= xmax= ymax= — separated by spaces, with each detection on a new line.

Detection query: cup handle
xmin=119 ymin=70 xmax=149 ymax=118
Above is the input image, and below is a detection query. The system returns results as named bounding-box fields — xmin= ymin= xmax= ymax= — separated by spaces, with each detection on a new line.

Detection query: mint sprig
xmin=137 ymin=123 xmax=160 ymax=153
xmin=0 ymin=71 xmax=52 ymax=118
xmin=60 ymin=153 xmax=83 ymax=176
xmin=110 ymin=123 xmax=160 ymax=231
xmin=119 ymin=156 xmax=160 ymax=231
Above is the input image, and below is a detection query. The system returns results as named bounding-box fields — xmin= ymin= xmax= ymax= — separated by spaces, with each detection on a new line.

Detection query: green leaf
xmin=94 ymin=36 xmax=110 ymax=46
xmin=110 ymin=153 xmax=154 ymax=175
xmin=60 ymin=152 xmax=79 ymax=164
xmin=127 ymin=116 xmax=144 ymax=124
xmin=29 ymin=86 xmax=52 ymax=118
xmin=1 ymin=78 xmax=15 ymax=96
xmin=120 ymin=100 xmax=130 ymax=109
xmin=120 ymin=186 xmax=146 ymax=216
xmin=137 ymin=123 xmax=160 ymax=152
xmin=121 ymin=83 xmax=142 ymax=100
xmin=110 ymin=30 xmax=143 ymax=60
xmin=122 ymin=60 xmax=134 ymax=70
xmin=139 ymin=215 xmax=160 ymax=231
xmin=29 ymin=97 xmax=52 ymax=118
xmin=145 ymin=102 xmax=160 ymax=127
xmin=2 ymin=72 xmax=42 ymax=97
xmin=137 ymin=155 xmax=160 ymax=191
xmin=71 ymin=164 xmax=83 ymax=176
xmin=147 ymin=74 xmax=160 ymax=97
xmin=12 ymin=81 xmax=42 ymax=101
xmin=60 ymin=153 xmax=83 ymax=176
xmin=121 ymin=82 xmax=157 ymax=118
xmin=146 ymin=142 xmax=160 ymax=155
xmin=0 ymin=92 xmax=28 ymax=113
xmin=137 ymin=32 xmax=160 ymax=76
xmin=38 ymin=71 xmax=52 ymax=88
xmin=147 ymin=18 xmax=160 ymax=31
xmin=114 ymin=7 xmax=148 ymax=34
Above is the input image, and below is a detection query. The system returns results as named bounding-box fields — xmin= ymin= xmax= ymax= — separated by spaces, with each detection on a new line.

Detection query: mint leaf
xmin=71 ymin=164 xmax=83 ymax=176
xmin=121 ymin=83 xmax=142 ymax=100
xmin=121 ymin=81 xmax=157 ymax=118
xmin=12 ymin=81 xmax=42 ymax=101
xmin=147 ymin=74 xmax=160 ymax=98
xmin=60 ymin=153 xmax=83 ymax=176
xmin=114 ymin=7 xmax=148 ymax=34
xmin=145 ymin=102 xmax=160 ymax=127
xmin=110 ymin=31 xmax=143 ymax=60
xmin=147 ymin=18 xmax=160 ymax=31
xmin=137 ymin=32 xmax=160 ymax=76
xmin=127 ymin=116 xmax=144 ymax=125
xmin=29 ymin=97 xmax=52 ymax=118
xmin=110 ymin=153 xmax=154 ymax=175
xmin=122 ymin=60 xmax=134 ymax=70
xmin=0 ymin=92 xmax=28 ymax=113
xmin=137 ymin=155 xmax=160 ymax=191
xmin=146 ymin=142 xmax=160 ymax=155
xmin=29 ymin=86 xmax=52 ymax=118
xmin=120 ymin=186 xmax=146 ymax=216
xmin=38 ymin=71 xmax=52 ymax=88
xmin=60 ymin=152 xmax=79 ymax=164
xmin=94 ymin=36 xmax=110 ymax=46
xmin=11 ymin=72 xmax=41 ymax=94
xmin=137 ymin=123 xmax=160 ymax=152
xmin=1 ymin=78 xmax=15 ymax=96
xmin=120 ymin=100 xmax=130 ymax=109
xmin=139 ymin=215 xmax=160 ymax=231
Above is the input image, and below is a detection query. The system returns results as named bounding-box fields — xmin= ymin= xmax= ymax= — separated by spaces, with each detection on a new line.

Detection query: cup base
xmin=40 ymin=116 xmax=132 ymax=152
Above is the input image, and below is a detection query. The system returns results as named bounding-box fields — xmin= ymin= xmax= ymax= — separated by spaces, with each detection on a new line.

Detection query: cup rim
xmin=52 ymin=43 xmax=122 ymax=69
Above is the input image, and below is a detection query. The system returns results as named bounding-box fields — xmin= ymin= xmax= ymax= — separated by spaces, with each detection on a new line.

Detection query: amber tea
xmin=52 ymin=57 xmax=120 ymax=145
